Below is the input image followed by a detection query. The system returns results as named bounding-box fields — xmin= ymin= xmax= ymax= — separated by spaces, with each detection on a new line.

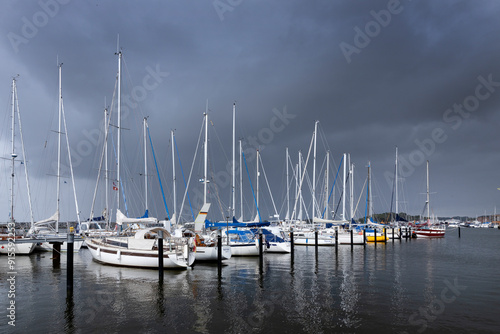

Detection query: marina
xmin=2 ymin=228 xmax=499 ymax=333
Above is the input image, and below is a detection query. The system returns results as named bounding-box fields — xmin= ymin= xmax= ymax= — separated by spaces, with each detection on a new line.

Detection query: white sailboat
xmin=415 ymin=161 xmax=445 ymax=238
xmin=28 ymin=64 xmax=83 ymax=252
xmin=0 ymin=77 xmax=36 ymax=255
xmin=85 ymin=49 xmax=194 ymax=268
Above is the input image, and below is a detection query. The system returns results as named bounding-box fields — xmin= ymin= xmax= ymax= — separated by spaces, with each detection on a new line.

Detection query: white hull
xmin=415 ymin=228 xmax=445 ymax=238
xmin=337 ymin=233 xmax=365 ymax=245
xmin=294 ymin=236 xmax=335 ymax=246
xmin=0 ymin=240 xmax=36 ymax=255
xmin=230 ymin=242 xmax=260 ymax=256
xmin=195 ymin=245 xmax=232 ymax=261
xmin=86 ymin=238 xmax=194 ymax=269
xmin=266 ymin=241 xmax=291 ymax=253
xmin=36 ymin=240 xmax=83 ymax=252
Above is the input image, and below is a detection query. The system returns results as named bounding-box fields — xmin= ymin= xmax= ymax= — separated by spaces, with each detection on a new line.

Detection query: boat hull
xmin=85 ymin=238 xmax=194 ymax=269
xmin=415 ymin=228 xmax=445 ymax=238
xmin=35 ymin=240 xmax=83 ymax=252
xmin=195 ymin=245 xmax=232 ymax=261
xmin=293 ymin=236 xmax=335 ymax=246
xmin=337 ymin=233 xmax=365 ymax=245
xmin=0 ymin=239 xmax=36 ymax=255
xmin=266 ymin=241 xmax=291 ymax=253
xmin=230 ymin=242 xmax=260 ymax=256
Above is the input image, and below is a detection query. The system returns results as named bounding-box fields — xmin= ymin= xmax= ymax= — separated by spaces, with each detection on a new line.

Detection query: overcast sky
xmin=1 ymin=0 xmax=500 ymax=224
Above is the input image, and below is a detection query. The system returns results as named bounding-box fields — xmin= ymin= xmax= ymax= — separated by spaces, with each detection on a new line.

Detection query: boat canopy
xmin=205 ymin=217 xmax=270 ymax=229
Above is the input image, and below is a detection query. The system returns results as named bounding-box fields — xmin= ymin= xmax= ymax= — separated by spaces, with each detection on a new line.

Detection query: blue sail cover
xmin=249 ymin=228 xmax=285 ymax=243
xmin=205 ymin=218 xmax=270 ymax=229
xmin=395 ymin=214 xmax=408 ymax=222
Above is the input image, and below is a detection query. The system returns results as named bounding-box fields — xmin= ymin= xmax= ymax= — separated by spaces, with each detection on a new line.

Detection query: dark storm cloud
xmin=1 ymin=0 xmax=500 ymax=222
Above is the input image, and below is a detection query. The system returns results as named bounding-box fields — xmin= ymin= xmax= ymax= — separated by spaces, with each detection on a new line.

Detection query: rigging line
xmin=147 ymin=125 xmax=170 ymax=220
xmin=179 ymin=116 xmax=204 ymax=222
xmin=173 ymin=133 xmax=195 ymax=221
xmin=61 ymin=99 xmax=81 ymax=225
xmin=290 ymin=132 xmax=314 ymax=221
xmin=259 ymin=154 xmax=278 ymax=218
xmin=242 ymin=151 xmax=261 ymax=222
xmin=353 ymin=177 xmax=367 ymax=220
xmin=333 ymin=171 xmax=350 ymax=220
xmin=322 ymin=154 xmax=343 ymax=219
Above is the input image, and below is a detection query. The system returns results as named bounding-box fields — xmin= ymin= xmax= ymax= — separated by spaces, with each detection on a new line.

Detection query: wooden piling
xmin=217 ymin=230 xmax=222 ymax=267
xmin=458 ymin=226 xmax=461 ymax=238
xmin=67 ymin=233 xmax=74 ymax=292
xmin=158 ymin=230 xmax=164 ymax=280
xmin=290 ymin=228 xmax=294 ymax=258
xmin=315 ymin=229 xmax=318 ymax=250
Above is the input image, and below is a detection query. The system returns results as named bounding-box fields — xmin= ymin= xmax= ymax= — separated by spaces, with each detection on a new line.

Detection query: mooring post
xmin=67 ymin=232 xmax=74 ymax=292
xmin=384 ymin=228 xmax=387 ymax=242
xmin=53 ymin=242 xmax=61 ymax=266
xmin=217 ymin=229 xmax=222 ymax=267
xmin=335 ymin=228 xmax=338 ymax=251
xmin=158 ymin=230 xmax=164 ymax=280
xmin=374 ymin=228 xmax=378 ymax=246
xmin=258 ymin=228 xmax=263 ymax=259
xmin=350 ymin=229 xmax=354 ymax=249
xmin=315 ymin=228 xmax=319 ymax=251
xmin=290 ymin=227 xmax=294 ymax=258
xmin=458 ymin=226 xmax=461 ymax=238
xmin=363 ymin=229 xmax=366 ymax=247
xmin=392 ymin=227 xmax=394 ymax=242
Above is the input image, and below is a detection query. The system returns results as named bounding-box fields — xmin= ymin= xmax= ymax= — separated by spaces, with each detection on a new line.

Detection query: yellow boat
xmin=365 ymin=234 xmax=389 ymax=243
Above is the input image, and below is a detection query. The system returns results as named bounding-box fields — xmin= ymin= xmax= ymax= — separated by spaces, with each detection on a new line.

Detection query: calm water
xmin=1 ymin=228 xmax=499 ymax=333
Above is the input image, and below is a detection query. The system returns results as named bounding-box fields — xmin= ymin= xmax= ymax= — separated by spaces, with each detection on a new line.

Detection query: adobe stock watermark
xmin=339 ymin=0 xmax=407 ymax=64
xmin=55 ymin=64 xmax=169 ymax=176
xmin=401 ymin=277 xmax=466 ymax=333
xmin=213 ymin=0 xmax=244 ymax=21
xmin=384 ymin=73 xmax=500 ymax=186
xmin=7 ymin=0 xmax=72 ymax=54
xmin=5 ymin=220 xmax=17 ymax=327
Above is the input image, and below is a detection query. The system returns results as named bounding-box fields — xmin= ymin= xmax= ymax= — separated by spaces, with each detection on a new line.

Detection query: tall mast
xmin=426 ymin=160 xmax=430 ymax=222
xmin=324 ymin=151 xmax=329 ymax=220
xmin=286 ymin=147 xmax=290 ymax=221
xmin=10 ymin=78 xmax=16 ymax=223
xmin=56 ymin=63 xmax=62 ymax=233
xmin=256 ymin=149 xmax=260 ymax=212
xmin=349 ymin=157 xmax=354 ymax=221
xmin=232 ymin=103 xmax=236 ymax=218
xmin=13 ymin=78 xmax=34 ymax=227
xmin=239 ymin=139 xmax=243 ymax=221
xmin=298 ymin=151 xmax=303 ymax=221
xmin=203 ymin=102 xmax=208 ymax=205
xmin=342 ymin=152 xmax=346 ymax=220
xmin=312 ymin=121 xmax=318 ymax=219
xmin=395 ymin=146 xmax=398 ymax=220
xmin=104 ymin=108 xmax=109 ymax=227
xmin=171 ymin=129 xmax=176 ymax=224
xmin=368 ymin=161 xmax=372 ymax=219
xmin=116 ymin=50 xmax=122 ymax=218
xmin=143 ymin=118 xmax=148 ymax=216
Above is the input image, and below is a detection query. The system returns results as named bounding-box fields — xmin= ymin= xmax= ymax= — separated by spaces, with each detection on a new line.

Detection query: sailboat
xmin=27 ymin=64 xmax=83 ymax=252
xmin=85 ymin=49 xmax=194 ymax=268
xmin=414 ymin=161 xmax=445 ymax=238
xmin=0 ymin=77 xmax=36 ymax=255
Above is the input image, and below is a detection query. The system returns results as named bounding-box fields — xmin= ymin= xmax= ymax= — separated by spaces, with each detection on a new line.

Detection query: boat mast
xmin=104 ymin=108 xmax=109 ymax=228
xmin=232 ymin=103 xmax=236 ymax=218
xmin=143 ymin=118 xmax=148 ymax=216
xmin=395 ymin=146 xmax=398 ymax=222
xmin=298 ymin=151 xmax=303 ymax=221
xmin=426 ymin=160 xmax=430 ymax=223
xmin=349 ymin=157 xmax=354 ymax=222
xmin=56 ymin=63 xmax=63 ymax=233
xmin=10 ymin=78 xmax=16 ymax=223
xmin=116 ymin=49 xmax=122 ymax=219
xmin=171 ymin=129 xmax=176 ymax=225
xmin=342 ymin=152 xmax=346 ymax=220
xmin=286 ymin=147 xmax=290 ymax=221
xmin=324 ymin=150 xmax=329 ymax=220
xmin=256 ymin=149 xmax=260 ymax=215
xmin=368 ymin=161 xmax=372 ymax=220
xmin=312 ymin=121 xmax=318 ymax=220
xmin=12 ymin=78 xmax=34 ymax=227
xmin=204 ymin=102 xmax=208 ymax=205
xmin=239 ymin=139 xmax=243 ymax=221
